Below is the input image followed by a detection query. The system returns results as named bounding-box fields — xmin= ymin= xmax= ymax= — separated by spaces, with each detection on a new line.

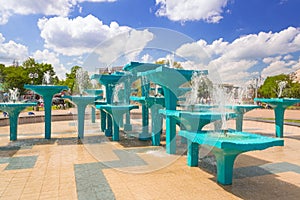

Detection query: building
xmin=98 ymin=66 xmax=123 ymax=74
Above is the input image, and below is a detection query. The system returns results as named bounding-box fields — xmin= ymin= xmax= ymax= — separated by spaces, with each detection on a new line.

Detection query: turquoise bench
xmin=96 ymin=104 xmax=139 ymax=141
xmin=179 ymin=129 xmax=284 ymax=185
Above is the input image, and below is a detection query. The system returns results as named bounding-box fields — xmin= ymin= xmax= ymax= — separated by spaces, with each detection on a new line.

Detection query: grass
xmin=249 ymin=117 xmax=300 ymax=124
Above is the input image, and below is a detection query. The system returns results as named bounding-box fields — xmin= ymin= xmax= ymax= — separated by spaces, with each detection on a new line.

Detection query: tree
xmin=0 ymin=58 xmax=60 ymax=95
xmin=155 ymin=59 xmax=183 ymax=69
xmin=23 ymin=58 xmax=57 ymax=85
xmin=1 ymin=65 xmax=28 ymax=94
xmin=258 ymin=73 xmax=300 ymax=98
xmin=62 ymin=66 xmax=81 ymax=94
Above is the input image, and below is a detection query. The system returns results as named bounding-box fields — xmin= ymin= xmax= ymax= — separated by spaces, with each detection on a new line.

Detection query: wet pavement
xmin=0 ymin=108 xmax=300 ymax=199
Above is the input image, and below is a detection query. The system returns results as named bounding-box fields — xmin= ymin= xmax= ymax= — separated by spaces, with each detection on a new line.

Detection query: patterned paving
xmin=0 ymin=118 xmax=300 ymax=199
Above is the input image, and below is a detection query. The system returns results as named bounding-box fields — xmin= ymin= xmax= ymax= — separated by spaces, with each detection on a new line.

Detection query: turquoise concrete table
xmin=225 ymin=104 xmax=262 ymax=131
xmin=0 ymin=102 xmax=37 ymax=140
xmin=138 ymin=66 xmax=208 ymax=154
xmin=84 ymin=89 xmax=103 ymax=123
xmin=254 ymin=98 xmax=300 ymax=137
xmin=24 ymin=84 xmax=68 ymax=139
xmin=124 ymin=62 xmax=166 ymax=140
xmin=159 ymin=109 xmax=237 ymax=132
xmin=130 ymin=96 xmax=165 ymax=145
xmin=63 ymin=95 xmax=102 ymax=139
xmin=91 ymin=73 xmax=133 ymax=133
xmin=179 ymin=129 xmax=283 ymax=185
xmin=159 ymin=109 xmax=237 ymax=154
xmin=96 ymin=104 xmax=139 ymax=141
xmin=179 ymin=104 xmax=217 ymax=112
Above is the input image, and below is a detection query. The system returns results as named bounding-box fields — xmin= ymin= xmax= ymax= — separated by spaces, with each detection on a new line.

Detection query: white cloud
xmin=155 ymin=0 xmax=229 ymax=23
xmin=38 ymin=15 xmax=131 ymax=56
xmin=175 ymin=27 xmax=300 ymax=85
xmin=261 ymin=56 xmax=300 ymax=78
xmin=283 ymin=54 xmax=293 ymax=60
xmin=0 ymin=33 xmax=28 ymax=65
xmin=0 ymin=0 xmax=117 ymax=25
xmin=94 ymin=29 xmax=154 ymax=65
xmin=141 ymin=54 xmax=153 ymax=63
xmin=33 ymin=49 xmax=67 ymax=79
xmin=225 ymin=27 xmax=300 ymax=60
xmin=37 ymin=14 xmax=153 ymax=73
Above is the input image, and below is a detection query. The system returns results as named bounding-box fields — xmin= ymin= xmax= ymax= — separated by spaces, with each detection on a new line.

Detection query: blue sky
xmin=0 ymin=0 xmax=300 ymax=85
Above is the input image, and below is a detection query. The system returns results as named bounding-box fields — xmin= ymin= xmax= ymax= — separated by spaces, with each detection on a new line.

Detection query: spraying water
xmin=185 ymin=71 xmax=211 ymax=105
xmin=8 ymin=88 xmax=19 ymax=103
xmin=212 ymin=85 xmax=227 ymax=123
xmin=276 ymin=81 xmax=287 ymax=98
xmin=76 ymin=68 xmax=84 ymax=95
xmin=113 ymin=83 xmax=124 ymax=104
xmin=43 ymin=71 xmax=51 ymax=85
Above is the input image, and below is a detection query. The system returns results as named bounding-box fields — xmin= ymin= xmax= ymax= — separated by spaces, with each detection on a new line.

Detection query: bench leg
xmin=112 ymin=118 xmax=120 ymax=141
xmin=105 ymin=114 xmax=113 ymax=137
xmin=151 ymin=104 xmax=163 ymax=146
xmin=187 ymin=140 xmax=199 ymax=167
xmin=213 ymin=149 xmax=239 ymax=185
xmin=166 ymin=116 xmax=177 ymax=154
xmin=100 ymin=110 xmax=106 ymax=132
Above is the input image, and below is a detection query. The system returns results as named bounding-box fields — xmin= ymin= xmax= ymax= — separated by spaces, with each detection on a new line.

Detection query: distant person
xmin=28 ymin=112 xmax=35 ymax=116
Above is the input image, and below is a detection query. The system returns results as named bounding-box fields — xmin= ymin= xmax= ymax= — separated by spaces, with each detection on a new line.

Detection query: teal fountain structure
xmin=95 ymin=104 xmax=138 ymax=141
xmin=84 ymin=89 xmax=103 ymax=123
xmin=138 ymin=66 xmax=208 ymax=153
xmin=123 ymin=62 xmax=168 ymax=144
xmin=179 ymin=129 xmax=283 ymax=185
xmin=225 ymin=104 xmax=261 ymax=131
xmin=254 ymin=98 xmax=300 ymax=137
xmin=91 ymin=72 xmax=138 ymax=140
xmin=24 ymin=84 xmax=68 ymax=139
xmin=0 ymin=102 xmax=37 ymax=140
xmin=63 ymin=94 xmax=103 ymax=139
xmin=139 ymin=66 xmax=284 ymax=185
xmin=159 ymin=104 xmax=283 ymax=185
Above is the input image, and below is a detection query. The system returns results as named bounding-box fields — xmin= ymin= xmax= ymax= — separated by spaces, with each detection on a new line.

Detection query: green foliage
xmin=1 ymin=66 xmax=28 ymax=94
xmin=0 ymin=58 xmax=59 ymax=95
xmin=197 ymin=76 xmax=213 ymax=99
xmin=258 ymin=74 xmax=300 ymax=98
xmin=62 ymin=66 xmax=81 ymax=94
xmin=155 ymin=59 xmax=183 ymax=69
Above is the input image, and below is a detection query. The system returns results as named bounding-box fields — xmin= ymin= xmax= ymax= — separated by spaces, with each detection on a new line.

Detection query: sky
xmin=1 ymin=0 xmax=300 ymax=86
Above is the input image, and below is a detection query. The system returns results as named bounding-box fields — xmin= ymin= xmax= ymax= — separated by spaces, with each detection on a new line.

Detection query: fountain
xmin=159 ymin=109 xmax=237 ymax=132
xmin=179 ymin=129 xmax=283 ymax=185
xmin=218 ymin=86 xmax=261 ymax=131
xmin=123 ymin=62 xmax=168 ymax=144
xmin=24 ymin=72 xmax=68 ymax=139
xmin=91 ymin=72 xmax=138 ymax=140
xmin=225 ymin=104 xmax=261 ymax=131
xmin=254 ymin=80 xmax=300 ymax=137
xmin=137 ymin=65 xmax=284 ymax=185
xmin=95 ymin=104 xmax=138 ymax=141
xmin=138 ymin=65 xmax=208 ymax=154
xmin=84 ymin=88 xmax=103 ymax=123
xmin=0 ymin=88 xmax=37 ymax=140
xmin=63 ymin=68 xmax=102 ymax=139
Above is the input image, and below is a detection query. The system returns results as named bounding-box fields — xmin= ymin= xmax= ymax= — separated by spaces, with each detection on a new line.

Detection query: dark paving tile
xmin=5 ymin=155 xmax=38 ymax=170
xmin=234 ymin=162 xmax=300 ymax=179
xmin=74 ymin=163 xmax=115 ymax=200
xmin=102 ymin=149 xmax=147 ymax=168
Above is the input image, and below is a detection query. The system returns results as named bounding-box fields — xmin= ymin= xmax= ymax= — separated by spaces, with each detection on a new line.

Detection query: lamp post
xmin=29 ymin=72 xmax=38 ymax=84
xmin=29 ymin=72 xmax=39 ymax=110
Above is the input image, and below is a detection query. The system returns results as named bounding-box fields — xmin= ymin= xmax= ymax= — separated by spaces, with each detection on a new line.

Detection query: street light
xmin=28 ymin=72 xmax=39 ymax=110
xmin=251 ymin=75 xmax=263 ymax=98
xmin=29 ymin=72 xmax=38 ymax=84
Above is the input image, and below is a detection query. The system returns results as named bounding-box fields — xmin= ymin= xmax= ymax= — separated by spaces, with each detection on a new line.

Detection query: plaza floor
xmin=0 ymin=109 xmax=300 ymax=199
